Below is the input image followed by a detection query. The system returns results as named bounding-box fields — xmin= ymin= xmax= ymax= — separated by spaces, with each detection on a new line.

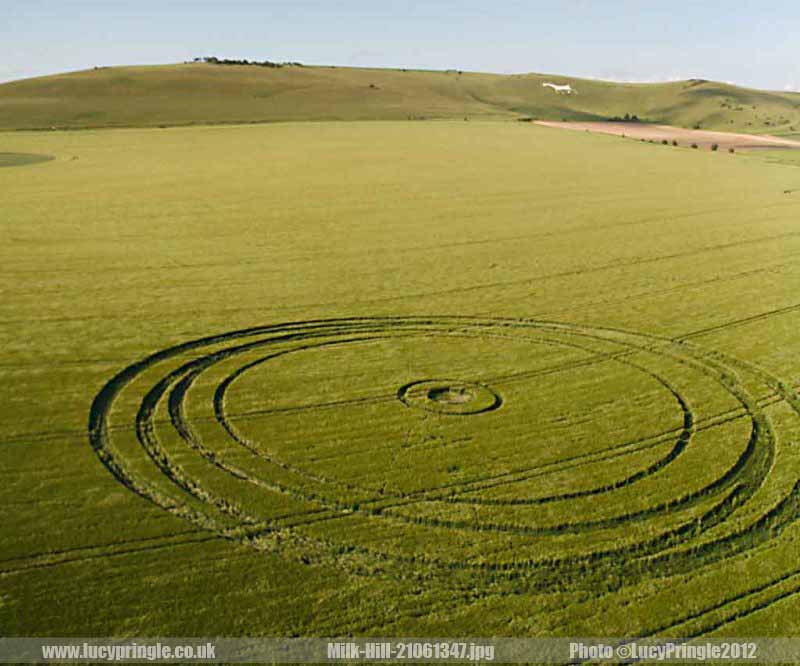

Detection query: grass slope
xmin=1 ymin=63 xmax=799 ymax=132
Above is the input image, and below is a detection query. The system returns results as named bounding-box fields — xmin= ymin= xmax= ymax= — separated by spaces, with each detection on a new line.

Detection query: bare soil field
xmin=535 ymin=120 xmax=800 ymax=151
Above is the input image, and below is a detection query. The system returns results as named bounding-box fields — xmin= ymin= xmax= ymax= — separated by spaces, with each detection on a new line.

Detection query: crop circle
xmin=89 ymin=316 xmax=800 ymax=593
xmin=0 ymin=152 xmax=54 ymax=168
xmin=398 ymin=379 xmax=502 ymax=415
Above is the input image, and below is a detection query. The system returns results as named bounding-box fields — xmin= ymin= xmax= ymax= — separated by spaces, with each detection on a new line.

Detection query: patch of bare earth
xmin=534 ymin=121 xmax=800 ymax=151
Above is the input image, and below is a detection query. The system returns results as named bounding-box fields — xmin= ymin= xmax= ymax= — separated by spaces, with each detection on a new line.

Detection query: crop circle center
xmin=398 ymin=379 xmax=502 ymax=415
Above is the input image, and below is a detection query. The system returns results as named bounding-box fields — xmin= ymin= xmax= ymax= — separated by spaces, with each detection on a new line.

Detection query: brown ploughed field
xmin=535 ymin=120 xmax=800 ymax=151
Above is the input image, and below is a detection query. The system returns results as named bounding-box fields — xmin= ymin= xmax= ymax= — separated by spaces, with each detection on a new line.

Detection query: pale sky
xmin=2 ymin=0 xmax=799 ymax=91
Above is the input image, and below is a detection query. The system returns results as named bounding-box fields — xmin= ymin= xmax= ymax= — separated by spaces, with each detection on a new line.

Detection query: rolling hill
xmin=1 ymin=62 xmax=799 ymax=133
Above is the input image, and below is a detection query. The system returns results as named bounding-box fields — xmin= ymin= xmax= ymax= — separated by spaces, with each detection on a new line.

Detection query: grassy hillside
xmin=1 ymin=62 xmax=799 ymax=131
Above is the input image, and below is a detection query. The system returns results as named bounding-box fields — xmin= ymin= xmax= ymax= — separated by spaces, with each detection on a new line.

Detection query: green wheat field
xmin=3 ymin=66 xmax=800 ymax=641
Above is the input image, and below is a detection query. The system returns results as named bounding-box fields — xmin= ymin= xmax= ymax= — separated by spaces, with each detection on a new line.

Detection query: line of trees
xmin=609 ymin=113 xmax=640 ymax=122
xmin=193 ymin=57 xmax=303 ymax=68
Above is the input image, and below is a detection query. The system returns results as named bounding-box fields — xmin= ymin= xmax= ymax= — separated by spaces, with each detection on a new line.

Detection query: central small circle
xmin=398 ymin=379 xmax=502 ymax=415
xmin=428 ymin=386 xmax=475 ymax=404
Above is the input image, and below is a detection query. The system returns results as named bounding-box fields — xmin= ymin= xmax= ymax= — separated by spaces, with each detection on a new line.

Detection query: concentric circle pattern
xmin=89 ymin=316 xmax=800 ymax=591
xmin=398 ymin=379 xmax=502 ymax=415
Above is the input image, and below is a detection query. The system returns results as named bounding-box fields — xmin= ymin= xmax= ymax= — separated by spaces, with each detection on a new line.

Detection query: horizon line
xmin=2 ymin=60 xmax=798 ymax=95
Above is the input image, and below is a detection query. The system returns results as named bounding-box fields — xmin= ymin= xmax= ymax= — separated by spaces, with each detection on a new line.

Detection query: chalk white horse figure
xmin=542 ymin=82 xmax=575 ymax=94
